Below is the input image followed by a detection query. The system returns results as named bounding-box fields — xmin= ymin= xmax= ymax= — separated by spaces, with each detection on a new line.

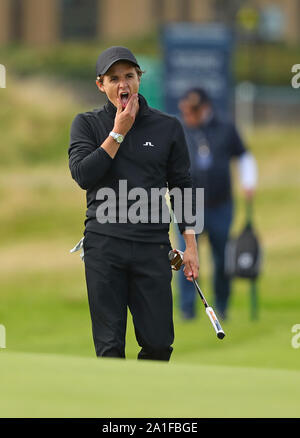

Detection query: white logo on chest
xmin=143 ymin=141 xmax=155 ymax=147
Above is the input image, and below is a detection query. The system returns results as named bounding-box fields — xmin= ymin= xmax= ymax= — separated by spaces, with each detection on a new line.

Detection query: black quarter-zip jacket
xmin=68 ymin=94 xmax=195 ymax=244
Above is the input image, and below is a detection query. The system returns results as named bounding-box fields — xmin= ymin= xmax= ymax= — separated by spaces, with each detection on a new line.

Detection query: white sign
xmin=291 ymin=64 xmax=300 ymax=89
xmin=291 ymin=324 xmax=300 ymax=349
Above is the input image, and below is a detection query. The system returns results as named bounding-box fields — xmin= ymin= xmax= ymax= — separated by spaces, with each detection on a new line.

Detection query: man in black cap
xmin=177 ymin=88 xmax=257 ymax=321
xmin=68 ymin=47 xmax=199 ymax=361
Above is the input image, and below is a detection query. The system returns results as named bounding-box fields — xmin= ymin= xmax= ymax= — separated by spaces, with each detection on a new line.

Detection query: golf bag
xmin=225 ymin=199 xmax=262 ymax=320
xmin=225 ymin=200 xmax=262 ymax=279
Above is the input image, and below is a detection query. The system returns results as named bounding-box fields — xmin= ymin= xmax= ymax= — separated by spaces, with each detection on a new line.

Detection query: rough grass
xmin=1 ymin=40 xmax=298 ymax=85
xmin=0 ymin=76 xmax=81 ymax=166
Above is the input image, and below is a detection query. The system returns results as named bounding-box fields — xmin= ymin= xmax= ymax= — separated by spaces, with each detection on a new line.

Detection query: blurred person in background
xmin=68 ymin=47 xmax=199 ymax=361
xmin=177 ymin=88 xmax=257 ymax=321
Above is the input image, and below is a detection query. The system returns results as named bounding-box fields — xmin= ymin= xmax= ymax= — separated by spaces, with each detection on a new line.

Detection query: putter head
xmin=169 ymin=249 xmax=184 ymax=271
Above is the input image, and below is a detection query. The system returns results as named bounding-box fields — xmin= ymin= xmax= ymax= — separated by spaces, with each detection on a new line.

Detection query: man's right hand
xmin=113 ymin=93 xmax=139 ymax=136
xmin=244 ymin=188 xmax=255 ymax=201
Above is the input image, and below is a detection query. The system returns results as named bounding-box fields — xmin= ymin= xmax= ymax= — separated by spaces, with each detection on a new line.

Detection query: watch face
xmin=116 ymin=135 xmax=123 ymax=143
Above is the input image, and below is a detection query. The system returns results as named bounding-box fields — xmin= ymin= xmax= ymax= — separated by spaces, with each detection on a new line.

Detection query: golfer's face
xmin=98 ymin=61 xmax=140 ymax=109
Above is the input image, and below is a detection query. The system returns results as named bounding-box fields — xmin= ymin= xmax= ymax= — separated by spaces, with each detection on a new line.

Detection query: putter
xmin=169 ymin=249 xmax=226 ymax=340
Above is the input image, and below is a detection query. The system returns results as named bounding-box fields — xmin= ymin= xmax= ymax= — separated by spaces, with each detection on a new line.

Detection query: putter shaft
xmin=169 ymin=249 xmax=226 ymax=340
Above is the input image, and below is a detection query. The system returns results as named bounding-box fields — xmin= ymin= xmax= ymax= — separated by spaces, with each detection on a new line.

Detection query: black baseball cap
xmin=96 ymin=46 xmax=140 ymax=77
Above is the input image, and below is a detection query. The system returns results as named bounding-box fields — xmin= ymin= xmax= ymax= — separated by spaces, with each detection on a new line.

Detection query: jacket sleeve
xmin=68 ymin=113 xmax=113 ymax=190
xmin=167 ymin=118 xmax=197 ymax=234
xmin=229 ymin=123 xmax=247 ymax=157
xmin=238 ymin=152 xmax=258 ymax=190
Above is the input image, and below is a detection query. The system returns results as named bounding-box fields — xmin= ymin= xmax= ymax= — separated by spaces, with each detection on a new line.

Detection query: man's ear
xmin=95 ymin=79 xmax=105 ymax=93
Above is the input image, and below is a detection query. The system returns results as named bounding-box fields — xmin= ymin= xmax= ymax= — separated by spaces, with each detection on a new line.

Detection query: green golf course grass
xmin=1 ymin=351 xmax=300 ymax=418
xmin=0 ymin=80 xmax=299 ymax=417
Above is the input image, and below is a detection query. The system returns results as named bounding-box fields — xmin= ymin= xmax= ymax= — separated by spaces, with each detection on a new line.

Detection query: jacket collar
xmin=104 ymin=93 xmax=150 ymax=121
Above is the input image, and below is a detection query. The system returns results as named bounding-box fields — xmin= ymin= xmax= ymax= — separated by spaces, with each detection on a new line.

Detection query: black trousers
xmin=83 ymin=232 xmax=174 ymax=361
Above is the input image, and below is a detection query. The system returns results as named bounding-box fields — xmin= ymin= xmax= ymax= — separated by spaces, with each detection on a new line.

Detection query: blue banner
xmin=162 ymin=23 xmax=233 ymax=117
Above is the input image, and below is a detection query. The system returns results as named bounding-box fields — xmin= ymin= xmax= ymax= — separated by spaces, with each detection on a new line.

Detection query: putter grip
xmin=205 ymin=307 xmax=225 ymax=340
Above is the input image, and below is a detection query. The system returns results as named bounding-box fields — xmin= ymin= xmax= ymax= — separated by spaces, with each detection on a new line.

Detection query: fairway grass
xmin=0 ymin=351 xmax=299 ymax=418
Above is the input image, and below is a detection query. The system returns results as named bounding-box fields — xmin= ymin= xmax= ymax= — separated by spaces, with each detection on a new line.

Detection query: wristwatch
xmin=109 ymin=131 xmax=124 ymax=144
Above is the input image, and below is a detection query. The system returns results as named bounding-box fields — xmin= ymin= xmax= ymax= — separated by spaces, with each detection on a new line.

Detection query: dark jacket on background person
xmin=183 ymin=114 xmax=246 ymax=207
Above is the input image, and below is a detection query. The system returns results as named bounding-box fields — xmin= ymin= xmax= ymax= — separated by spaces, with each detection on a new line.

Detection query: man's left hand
xmin=183 ymin=245 xmax=199 ymax=282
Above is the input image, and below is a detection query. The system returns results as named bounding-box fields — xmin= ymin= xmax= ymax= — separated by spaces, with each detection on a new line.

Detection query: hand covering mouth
xmin=120 ymin=92 xmax=130 ymax=109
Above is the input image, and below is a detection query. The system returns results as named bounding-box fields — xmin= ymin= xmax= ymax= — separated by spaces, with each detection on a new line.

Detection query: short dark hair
xmin=181 ymin=88 xmax=211 ymax=109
